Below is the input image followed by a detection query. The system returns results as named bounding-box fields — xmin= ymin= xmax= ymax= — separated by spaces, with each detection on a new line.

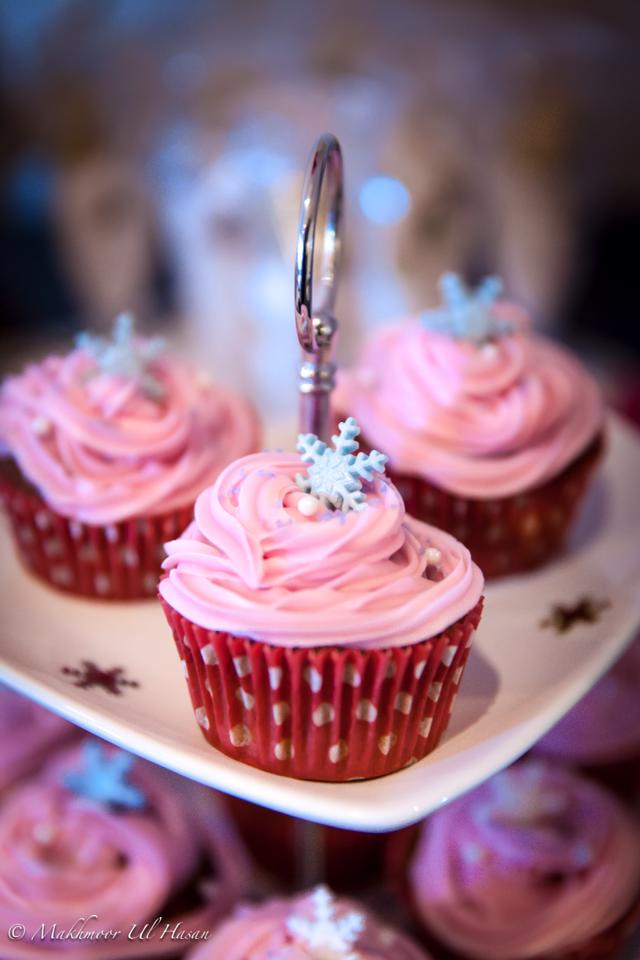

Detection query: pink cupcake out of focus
xmin=187 ymin=885 xmax=431 ymax=960
xmin=407 ymin=758 xmax=640 ymax=960
xmin=335 ymin=273 xmax=604 ymax=578
xmin=0 ymin=685 xmax=75 ymax=792
xmin=0 ymin=313 xmax=260 ymax=599
xmin=534 ymin=632 xmax=640 ymax=767
xmin=159 ymin=416 xmax=484 ymax=781
xmin=0 ymin=738 xmax=249 ymax=959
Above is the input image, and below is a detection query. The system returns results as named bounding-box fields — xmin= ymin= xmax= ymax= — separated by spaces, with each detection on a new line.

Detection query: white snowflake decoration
xmin=296 ymin=417 xmax=388 ymax=512
xmin=286 ymin=886 xmax=365 ymax=960
xmin=76 ymin=312 xmax=166 ymax=398
xmin=422 ymin=272 xmax=512 ymax=344
xmin=484 ymin=762 xmax=567 ymax=826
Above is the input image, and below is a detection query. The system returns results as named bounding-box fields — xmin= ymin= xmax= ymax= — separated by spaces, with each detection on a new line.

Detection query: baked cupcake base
xmin=160 ymin=598 xmax=482 ymax=782
xmin=0 ymin=461 xmax=192 ymax=600
xmin=375 ymin=434 xmax=604 ymax=579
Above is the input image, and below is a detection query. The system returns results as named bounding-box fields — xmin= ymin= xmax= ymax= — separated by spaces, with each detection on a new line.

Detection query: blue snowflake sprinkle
xmin=76 ymin=313 xmax=166 ymax=398
xmin=296 ymin=417 xmax=388 ymax=512
xmin=63 ymin=740 xmax=145 ymax=810
xmin=421 ymin=272 xmax=512 ymax=344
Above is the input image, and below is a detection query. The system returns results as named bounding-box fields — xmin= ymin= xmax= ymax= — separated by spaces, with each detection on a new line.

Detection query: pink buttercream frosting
xmin=409 ymin=760 xmax=640 ymax=959
xmin=160 ymin=450 xmax=483 ymax=648
xmin=0 ymin=344 xmax=259 ymax=525
xmin=335 ymin=306 xmax=603 ymax=498
xmin=0 ymin=741 xmax=247 ymax=959
xmin=188 ymin=888 xmax=431 ymax=960
xmin=535 ymin=633 xmax=640 ymax=764
xmin=0 ymin=687 xmax=74 ymax=792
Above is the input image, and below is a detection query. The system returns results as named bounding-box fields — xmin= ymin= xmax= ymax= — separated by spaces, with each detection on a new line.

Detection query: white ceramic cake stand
xmin=1 ymin=412 xmax=639 ymax=832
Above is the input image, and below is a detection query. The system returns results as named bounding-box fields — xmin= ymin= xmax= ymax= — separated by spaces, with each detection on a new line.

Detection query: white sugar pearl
xmin=31 ymin=416 xmax=51 ymax=436
xmin=425 ymin=547 xmax=442 ymax=565
xmin=298 ymin=494 xmax=320 ymax=517
xmin=481 ymin=342 xmax=499 ymax=361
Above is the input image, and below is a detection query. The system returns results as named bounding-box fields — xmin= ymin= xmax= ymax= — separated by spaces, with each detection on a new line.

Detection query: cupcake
xmin=187 ymin=885 xmax=431 ymax=960
xmin=159 ymin=416 xmax=483 ymax=782
xmin=0 ymin=738 xmax=249 ymax=959
xmin=335 ymin=273 xmax=604 ymax=578
xmin=405 ymin=759 xmax=640 ymax=960
xmin=0 ymin=685 xmax=76 ymax=792
xmin=0 ymin=313 xmax=259 ymax=599
xmin=533 ymin=632 xmax=640 ymax=799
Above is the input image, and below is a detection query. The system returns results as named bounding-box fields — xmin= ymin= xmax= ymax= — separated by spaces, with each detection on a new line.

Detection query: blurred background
xmin=0 ymin=0 xmax=638 ymax=422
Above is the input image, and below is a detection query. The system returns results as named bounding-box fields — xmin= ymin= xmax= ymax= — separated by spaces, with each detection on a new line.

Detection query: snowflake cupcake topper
xmin=296 ymin=417 xmax=388 ymax=512
xmin=422 ymin=272 xmax=512 ymax=344
xmin=63 ymin=740 xmax=145 ymax=810
xmin=485 ymin=762 xmax=567 ymax=826
xmin=76 ymin=312 xmax=166 ymax=398
xmin=286 ymin=886 xmax=365 ymax=960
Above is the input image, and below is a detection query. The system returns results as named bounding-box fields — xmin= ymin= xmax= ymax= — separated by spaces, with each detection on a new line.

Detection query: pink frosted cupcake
xmin=534 ymin=632 xmax=640 ymax=798
xmin=0 ymin=313 xmax=259 ymax=599
xmin=0 ymin=738 xmax=249 ymax=959
xmin=335 ymin=274 xmax=604 ymax=578
xmin=187 ymin=885 xmax=431 ymax=960
xmin=0 ymin=686 xmax=75 ymax=792
xmin=159 ymin=416 xmax=484 ymax=782
xmin=406 ymin=759 xmax=640 ymax=960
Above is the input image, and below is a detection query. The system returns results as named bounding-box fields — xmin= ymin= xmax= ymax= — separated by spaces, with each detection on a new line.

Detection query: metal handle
xmin=294 ymin=133 xmax=343 ymax=441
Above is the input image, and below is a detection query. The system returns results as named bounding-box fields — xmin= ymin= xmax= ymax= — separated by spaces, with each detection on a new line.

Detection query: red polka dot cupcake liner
xmin=376 ymin=434 xmax=604 ymax=580
xmin=0 ymin=471 xmax=192 ymax=600
xmin=160 ymin=597 xmax=483 ymax=782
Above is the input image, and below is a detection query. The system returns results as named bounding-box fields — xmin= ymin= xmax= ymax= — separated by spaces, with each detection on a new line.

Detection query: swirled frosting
xmin=0 ymin=687 xmax=74 ymax=792
xmin=188 ymin=889 xmax=430 ymax=960
xmin=0 ymin=345 xmax=259 ymax=524
xmin=160 ymin=450 xmax=483 ymax=648
xmin=535 ymin=633 xmax=640 ymax=763
xmin=335 ymin=306 xmax=603 ymax=498
xmin=409 ymin=760 xmax=640 ymax=959
xmin=0 ymin=741 xmax=246 ymax=959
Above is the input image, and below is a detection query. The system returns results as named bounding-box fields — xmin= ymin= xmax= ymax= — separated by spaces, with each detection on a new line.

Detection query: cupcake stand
xmin=2 ymin=136 xmax=640 ymax=839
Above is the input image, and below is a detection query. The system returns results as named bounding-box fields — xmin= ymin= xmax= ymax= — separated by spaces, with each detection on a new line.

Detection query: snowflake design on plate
xmin=421 ymin=272 xmax=511 ymax=344
xmin=63 ymin=740 xmax=145 ymax=810
xmin=76 ymin=312 xmax=166 ymax=398
xmin=296 ymin=417 xmax=387 ymax=512
xmin=286 ymin=886 xmax=365 ymax=960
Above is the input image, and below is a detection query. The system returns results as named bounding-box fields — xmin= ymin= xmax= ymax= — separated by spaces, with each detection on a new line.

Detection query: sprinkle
xmin=296 ymin=417 xmax=387 ymax=513
xmin=63 ymin=741 xmax=145 ymax=810
xmin=76 ymin=312 xmax=166 ymax=399
xmin=421 ymin=272 xmax=511 ymax=344
xmin=425 ymin=547 xmax=442 ymax=565
xmin=298 ymin=494 xmax=321 ymax=517
xmin=286 ymin=886 xmax=364 ymax=958
xmin=31 ymin=416 xmax=51 ymax=436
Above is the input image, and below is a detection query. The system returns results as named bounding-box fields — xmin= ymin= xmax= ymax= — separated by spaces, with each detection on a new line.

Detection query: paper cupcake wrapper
xmin=378 ymin=434 xmax=604 ymax=579
xmin=160 ymin=598 xmax=483 ymax=782
xmin=0 ymin=474 xmax=192 ymax=601
xmin=388 ymin=823 xmax=640 ymax=960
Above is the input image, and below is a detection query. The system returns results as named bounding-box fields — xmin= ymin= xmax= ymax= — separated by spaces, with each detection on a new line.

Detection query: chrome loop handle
xmin=294 ymin=134 xmax=344 ymax=440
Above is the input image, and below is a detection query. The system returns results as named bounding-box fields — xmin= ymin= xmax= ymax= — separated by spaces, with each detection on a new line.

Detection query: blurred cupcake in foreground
xmin=0 ymin=685 xmax=75 ymax=793
xmin=406 ymin=759 xmax=640 ymax=960
xmin=335 ymin=273 xmax=604 ymax=578
xmin=534 ymin=632 xmax=640 ymax=798
xmin=160 ymin=417 xmax=483 ymax=782
xmin=0 ymin=739 xmax=249 ymax=959
xmin=0 ymin=313 xmax=259 ymax=599
xmin=187 ymin=885 xmax=432 ymax=960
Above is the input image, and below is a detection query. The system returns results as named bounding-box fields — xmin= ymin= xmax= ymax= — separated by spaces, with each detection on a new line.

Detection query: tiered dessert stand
xmin=2 ymin=136 xmax=640 ymax=833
